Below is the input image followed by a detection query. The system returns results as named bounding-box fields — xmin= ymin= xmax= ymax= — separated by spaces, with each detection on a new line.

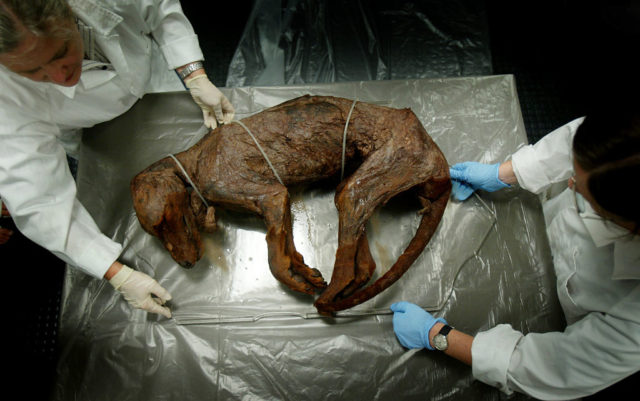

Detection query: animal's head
xmin=131 ymin=169 xmax=204 ymax=268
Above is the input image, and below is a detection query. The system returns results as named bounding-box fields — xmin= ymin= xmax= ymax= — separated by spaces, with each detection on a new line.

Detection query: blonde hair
xmin=0 ymin=0 xmax=74 ymax=54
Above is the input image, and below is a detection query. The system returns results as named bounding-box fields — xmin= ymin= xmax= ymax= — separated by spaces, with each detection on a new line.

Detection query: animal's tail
xmin=316 ymin=179 xmax=451 ymax=313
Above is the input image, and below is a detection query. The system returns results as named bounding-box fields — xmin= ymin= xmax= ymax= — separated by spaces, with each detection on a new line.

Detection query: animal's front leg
xmin=260 ymin=186 xmax=327 ymax=295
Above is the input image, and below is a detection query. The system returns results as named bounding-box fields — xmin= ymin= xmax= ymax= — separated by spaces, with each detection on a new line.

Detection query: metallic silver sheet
xmin=54 ymin=75 xmax=563 ymax=400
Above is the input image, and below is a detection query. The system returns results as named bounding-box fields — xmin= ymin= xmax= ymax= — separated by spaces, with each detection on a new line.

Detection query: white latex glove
xmin=109 ymin=265 xmax=172 ymax=318
xmin=185 ymin=74 xmax=235 ymax=129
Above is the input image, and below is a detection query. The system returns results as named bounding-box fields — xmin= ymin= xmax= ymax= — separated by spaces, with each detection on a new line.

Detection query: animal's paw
xmin=289 ymin=252 xmax=327 ymax=290
xmin=417 ymin=196 xmax=432 ymax=215
xmin=270 ymin=253 xmax=327 ymax=295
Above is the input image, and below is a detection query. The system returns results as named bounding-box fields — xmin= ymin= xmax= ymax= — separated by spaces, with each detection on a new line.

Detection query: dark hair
xmin=573 ymin=99 xmax=640 ymax=231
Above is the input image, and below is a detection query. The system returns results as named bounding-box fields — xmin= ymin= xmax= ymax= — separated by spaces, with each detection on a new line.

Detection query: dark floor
xmin=488 ymin=0 xmax=640 ymax=143
xmin=7 ymin=0 xmax=639 ymax=399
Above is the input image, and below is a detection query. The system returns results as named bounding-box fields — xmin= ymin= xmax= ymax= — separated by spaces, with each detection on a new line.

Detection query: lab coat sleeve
xmin=140 ymin=0 xmax=205 ymax=69
xmin=0 ymin=117 xmax=122 ymax=279
xmin=511 ymin=117 xmax=585 ymax=194
xmin=473 ymin=293 xmax=640 ymax=400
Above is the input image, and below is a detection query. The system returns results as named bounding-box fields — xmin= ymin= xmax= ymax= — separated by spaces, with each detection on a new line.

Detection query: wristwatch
xmin=178 ymin=61 xmax=204 ymax=80
xmin=432 ymin=324 xmax=453 ymax=351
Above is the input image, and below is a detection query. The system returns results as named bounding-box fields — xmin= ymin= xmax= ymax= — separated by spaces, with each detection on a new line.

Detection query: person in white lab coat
xmin=0 ymin=0 xmax=235 ymax=318
xmin=390 ymin=99 xmax=640 ymax=399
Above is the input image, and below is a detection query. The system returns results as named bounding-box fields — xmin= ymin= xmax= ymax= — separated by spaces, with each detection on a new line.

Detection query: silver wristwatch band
xmin=178 ymin=61 xmax=204 ymax=80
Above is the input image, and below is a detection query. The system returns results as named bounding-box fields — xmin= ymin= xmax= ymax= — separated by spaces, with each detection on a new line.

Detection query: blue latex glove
xmin=390 ymin=301 xmax=447 ymax=350
xmin=451 ymin=179 xmax=474 ymax=202
xmin=449 ymin=162 xmax=509 ymax=201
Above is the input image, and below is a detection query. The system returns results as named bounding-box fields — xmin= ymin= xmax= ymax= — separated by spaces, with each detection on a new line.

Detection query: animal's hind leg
xmin=318 ymin=177 xmax=450 ymax=313
xmin=259 ymin=185 xmax=327 ymax=295
xmin=339 ymin=230 xmax=376 ymax=298
xmin=315 ymin=143 xmax=433 ymax=310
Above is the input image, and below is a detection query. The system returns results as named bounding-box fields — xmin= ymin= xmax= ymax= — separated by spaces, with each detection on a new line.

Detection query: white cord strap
xmin=341 ymin=98 xmax=358 ymax=180
xmin=232 ymin=120 xmax=284 ymax=185
xmin=168 ymin=154 xmax=210 ymax=207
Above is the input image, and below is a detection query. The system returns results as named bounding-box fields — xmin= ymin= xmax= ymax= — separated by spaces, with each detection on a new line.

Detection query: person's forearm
xmin=103 ymin=261 xmax=123 ymax=280
xmin=429 ymin=322 xmax=474 ymax=366
xmin=498 ymin=160 xmax=518 ymax=185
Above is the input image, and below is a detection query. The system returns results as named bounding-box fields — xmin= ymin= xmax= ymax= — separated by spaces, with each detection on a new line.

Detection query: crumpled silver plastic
xmin=53 ymin=75 xmax=563 ymax=400
xmin=226 ymin=0 xmax=492 ymax=87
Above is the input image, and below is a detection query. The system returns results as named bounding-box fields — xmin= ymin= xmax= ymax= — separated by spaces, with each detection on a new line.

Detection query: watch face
xmin=433 ymin=334 xmax=448 ymax=351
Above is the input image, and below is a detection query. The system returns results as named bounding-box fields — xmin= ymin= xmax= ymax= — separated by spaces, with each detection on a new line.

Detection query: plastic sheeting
xmin=226 ymin=0 xmax=492 ymax=87
xmin=53 ymin=75 xmax=564 ymax=400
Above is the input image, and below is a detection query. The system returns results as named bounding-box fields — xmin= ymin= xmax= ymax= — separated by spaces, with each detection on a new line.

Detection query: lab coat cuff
xmin=472 ymin=324 xmax=523 ymax=394
xmin=73 ymin=234 xmax=123 ymax=279
xmin=511 ymin=147 xmax=544 ymax=194
xmin=160 ymin=34 xmax=205 ymax=70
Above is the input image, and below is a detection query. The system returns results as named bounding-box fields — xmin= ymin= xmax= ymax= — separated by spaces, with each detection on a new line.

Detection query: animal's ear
xmin=202 ymin=206 xmax=217 ymax=232
xmin=189 ymin=191 xmax=217 ymax=232
xmin=131 ymin=170 xmax=188 ymax=236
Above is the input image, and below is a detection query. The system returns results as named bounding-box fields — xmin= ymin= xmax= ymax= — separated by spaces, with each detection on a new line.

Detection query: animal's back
xmin=191 ymin=96 xmax=429 ymax=189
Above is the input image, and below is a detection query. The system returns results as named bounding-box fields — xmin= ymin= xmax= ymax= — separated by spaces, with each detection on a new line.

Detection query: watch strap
xmin=433 ymin=324 xmax=453 ymax=351
xmin=438 ymin=324 xmax=453 ymax=337
xmin=424 ymin=317 xmax=447 ymax=350
xmin=178 ymin=61 xmax=204 ymax=80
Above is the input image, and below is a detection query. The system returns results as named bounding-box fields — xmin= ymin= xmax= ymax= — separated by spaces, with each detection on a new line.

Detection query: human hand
xmin=0 ymin=227 xmax=13 ymax=245
xmin=390 ymin=301 xmax=446 ymax=350
xmin=449 ymin=162 xmax=509 ymax=201
xmin=109 ymin=265 xmax=172 ymax=318
xmin=185 ymin=74 xmax=235 ymax=129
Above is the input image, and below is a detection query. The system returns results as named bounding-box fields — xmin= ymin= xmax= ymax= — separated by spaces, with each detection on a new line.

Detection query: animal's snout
xmin=164 ymin=239 xmax=200 ymax=269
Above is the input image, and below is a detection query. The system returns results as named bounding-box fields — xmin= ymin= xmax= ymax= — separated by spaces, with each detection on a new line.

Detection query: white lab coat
xmin=0 ymin=0 xmax=203 ymax=278
xmin=471 ymin=118 xmax=640 ymax=399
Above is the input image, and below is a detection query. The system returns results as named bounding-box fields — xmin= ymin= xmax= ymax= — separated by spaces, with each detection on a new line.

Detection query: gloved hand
xmin=109 ymin=265 xmax=172 ymax=318
xmin=185 ymin=74 xmax=235 ymax=129
xmin=449 ymin=162 xmax=509 ymax=201
xmin=390 ymin=301 xmax=447 ymax=350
